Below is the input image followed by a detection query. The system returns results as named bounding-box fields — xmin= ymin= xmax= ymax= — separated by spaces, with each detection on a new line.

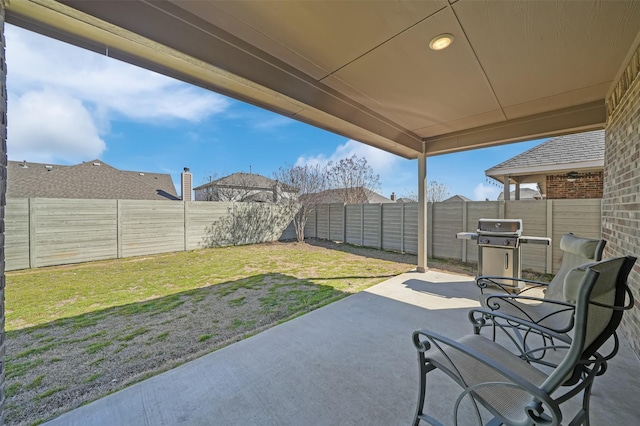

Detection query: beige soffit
xmin=7 ymin=0 xmax=640 ymax=157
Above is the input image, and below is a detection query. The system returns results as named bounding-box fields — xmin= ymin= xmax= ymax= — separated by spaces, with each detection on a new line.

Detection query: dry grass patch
xmin=5 ymin=240 xmax=416 ymax=425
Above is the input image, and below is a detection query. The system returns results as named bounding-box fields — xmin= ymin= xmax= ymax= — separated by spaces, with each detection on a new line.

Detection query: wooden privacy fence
xmin=5 ymin=198 xmax=296 ymax=271
xmin=5 ymin=198 xmax=601 ymax=273
xmin=304 ymin=199 xmax=602 ymax=274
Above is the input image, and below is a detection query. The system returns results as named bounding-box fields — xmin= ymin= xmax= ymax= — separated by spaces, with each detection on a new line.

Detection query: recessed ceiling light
xmin=429 ymin=34 xmax=454 ymax=51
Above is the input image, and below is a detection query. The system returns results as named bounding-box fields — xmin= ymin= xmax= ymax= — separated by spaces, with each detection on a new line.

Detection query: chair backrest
xmin=544 ymin=233 xmax=606 ymax=301
xmin=541 ymin=255 xmax=636 ymax=393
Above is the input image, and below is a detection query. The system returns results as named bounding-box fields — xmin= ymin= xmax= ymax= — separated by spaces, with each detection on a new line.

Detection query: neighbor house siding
xmin=603 ymin=43 xmax=640 ymax=358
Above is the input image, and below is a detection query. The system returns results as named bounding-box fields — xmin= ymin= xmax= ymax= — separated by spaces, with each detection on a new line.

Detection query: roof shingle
xmin=7 ymin=160 xmax=179 ymax=200
xmin=486 ymin=130 xmax=604 ymax=175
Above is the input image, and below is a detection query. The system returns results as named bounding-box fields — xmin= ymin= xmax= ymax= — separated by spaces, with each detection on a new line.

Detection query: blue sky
xmin=6 ymin=24 xmax=544 ymax=201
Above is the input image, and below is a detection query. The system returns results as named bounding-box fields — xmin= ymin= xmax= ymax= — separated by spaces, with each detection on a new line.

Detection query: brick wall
xmin=0 ymin=2 xmax=7 ymax=421
xmin=604 ymin=44 xmax=640 ymax=358
xmin=546 ymin=171 xmax=603 ymax=199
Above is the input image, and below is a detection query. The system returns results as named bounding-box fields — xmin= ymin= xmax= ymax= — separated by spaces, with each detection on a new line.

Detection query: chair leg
xmin=581 ymin=380 xmax=593 ymax=426
xmin=413 ymin=352 xmax=427 ymax=426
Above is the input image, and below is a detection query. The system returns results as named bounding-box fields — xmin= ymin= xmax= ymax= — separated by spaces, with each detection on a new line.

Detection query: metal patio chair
xmin=474 ymin=234 xmax=606 ymax=337
xmin=412 ymin=255 xmax=636 ymax=426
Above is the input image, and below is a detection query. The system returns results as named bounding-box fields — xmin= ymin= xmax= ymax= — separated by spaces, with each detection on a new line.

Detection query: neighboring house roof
xmin=497 ymin=188 xmax=542 ymax=200
xmin=443 ymin=195 xmax=472 ymax=202
xmin=313 ymin=188 xmax=393 ymax=204
xmin=485 ymin=130 xmax=604 ymax=183
xmin=194 ymin=172 xmax=296 ymax=192
xmin=7 ymin=160 xmax=179 ymax=200
xmin=396 ymin=197 xmax=417 ymax=203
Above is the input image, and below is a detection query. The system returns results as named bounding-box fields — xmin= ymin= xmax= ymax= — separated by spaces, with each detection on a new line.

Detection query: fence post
xmin=117 ymin=199 xmax=123 ymax=259
xmin=28 ymin=198 xmax=36 ymax=268
xmin=379 ymin=203 xmax=383 ymax=250
xmin=400 ymin=202 xmax=405 ymax=253
xmin=183 ymin=201 xmax=189 ymax=251
xmin=360 ymin=204 xmax=364 ymax=246
xmin=313 ymin=208 xmax=317 ymax=238
xmin=546 ymin=200 xmax=553 ymax=274
xmin=499 ymin=200 xmax=506 ymax=219
xmin=326 ymin=204 xmax=330 ymax=240
xmin=342 ymin=204 xmax=347 ymax=243
xmin=461 ymin=201 xmax=468 ymax=262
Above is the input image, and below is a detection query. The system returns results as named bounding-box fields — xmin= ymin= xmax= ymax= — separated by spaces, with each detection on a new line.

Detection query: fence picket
xmin=5 ymin=198 xmax=602 ymax=273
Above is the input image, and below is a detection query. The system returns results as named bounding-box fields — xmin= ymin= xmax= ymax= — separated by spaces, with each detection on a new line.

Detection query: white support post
xmin=417 ymin=153 xmax=428 ymax=272
xmin=503 ymin=176 xmax=511 ymax=201
xmin=546 ymin=200 xmax=553 ymax=274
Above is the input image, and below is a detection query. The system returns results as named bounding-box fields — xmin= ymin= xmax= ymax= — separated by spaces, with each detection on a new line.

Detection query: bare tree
xmin=400 ymin=180 xmax=450 ymax=203
xmin=273 ymin=163 xmax=326 ymax=242
xmin=399 ymin=191 xmax=419 ymax=202
xmin=326 ymin=154 xmax=380 ymax=204
xmin=428 ymin=179 xmax=450 ymax=202
xmin=199 ymin=173 xmax=220 ymax=201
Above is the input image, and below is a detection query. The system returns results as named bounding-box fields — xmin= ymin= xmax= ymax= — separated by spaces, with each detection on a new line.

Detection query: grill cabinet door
xmin=478 ymin=247 xmax=522 ymax=291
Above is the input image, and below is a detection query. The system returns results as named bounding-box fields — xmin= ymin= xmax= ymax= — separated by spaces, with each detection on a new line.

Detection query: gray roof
xmin=7 ymin=160 xmax=179 ymax=200
xmin=443 ymin=195 xmax=472 ymax=202
xmin=194 ymin=172 xmax=296 ymax=192
xmin=314 ymin=188 xmax=393 ymax=204
xmin=486 ymin=130 xmax=604 ymax=176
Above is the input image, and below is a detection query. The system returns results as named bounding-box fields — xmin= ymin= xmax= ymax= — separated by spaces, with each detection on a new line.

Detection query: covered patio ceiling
xmin=6 ymin=0 xmax=640 ymax=159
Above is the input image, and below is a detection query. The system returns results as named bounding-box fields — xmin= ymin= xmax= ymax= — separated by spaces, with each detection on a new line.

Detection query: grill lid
xmin=477 ymin=219 xmax=522 ymax=236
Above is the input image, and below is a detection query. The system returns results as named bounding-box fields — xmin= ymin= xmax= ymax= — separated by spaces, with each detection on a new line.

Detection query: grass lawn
xmin=5 ymin=240 xmax=424 ymax=425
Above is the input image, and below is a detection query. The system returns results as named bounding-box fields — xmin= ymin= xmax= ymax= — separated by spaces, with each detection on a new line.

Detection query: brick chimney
xmin=181 ymin=167 xmax=192 ymax=201
xmin=390 ymin=192 xmax=396 ymax=201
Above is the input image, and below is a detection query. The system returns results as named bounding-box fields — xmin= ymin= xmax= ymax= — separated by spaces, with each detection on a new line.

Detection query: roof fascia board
xmin=423 ymin=101 xmax=606 ymax=156
xmin=486 ymin=159 xmax=604 ymax=178
xmin=7 ymin=0 xmax=422 ymax=157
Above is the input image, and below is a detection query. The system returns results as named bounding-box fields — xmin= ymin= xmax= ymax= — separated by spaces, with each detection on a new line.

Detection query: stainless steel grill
xmin=457 ymin=218 xmax=550 ymax=292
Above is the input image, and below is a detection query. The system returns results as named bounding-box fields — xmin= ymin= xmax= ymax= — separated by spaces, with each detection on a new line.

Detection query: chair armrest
xmin=468 ymin=307 xmax=572 ymax=344
xmin=481 ymin=294 xmax=575 ymax=332
xmin=412 ymin=329 xmax=558 ymax=423
xmin=484 ymin=293 xmax=573 ymax=310
xmin=476 ymin=276 xmax=550 ymax=294
xmin=468 ymin=307 xmax=574 ymax=370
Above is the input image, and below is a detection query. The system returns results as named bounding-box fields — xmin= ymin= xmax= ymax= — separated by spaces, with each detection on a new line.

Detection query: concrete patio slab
xmin=44 ymin=270 xmax=640 ymax=425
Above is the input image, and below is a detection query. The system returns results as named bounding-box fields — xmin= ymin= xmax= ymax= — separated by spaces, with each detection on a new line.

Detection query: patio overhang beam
xmin=8 ymin=1 xmax=612 ymax=162
xmin=6 ymin=0 xmax=423 ymax=159
xmin=422 ymin=101 xmax=606 ymax=157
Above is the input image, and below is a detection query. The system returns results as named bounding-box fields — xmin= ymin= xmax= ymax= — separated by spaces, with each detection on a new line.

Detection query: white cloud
xmin=295 ymin=139 xmax=412 ymax=197
xmin=5 ymin=24 xmax=230 ymax=163
xmin=8 ymin=90 xmax=106 ymax=163
xmin=296 ymin=139 xmax=400 ymax=172
xmin=7 ymin=25 xmax=229 ymax=122
xmin=473 ymin=183 xmax=500 ymax=201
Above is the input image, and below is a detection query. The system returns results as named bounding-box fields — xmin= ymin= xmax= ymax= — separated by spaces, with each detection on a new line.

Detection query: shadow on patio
xmin=43 ymin=270 xmax=640 ymax=425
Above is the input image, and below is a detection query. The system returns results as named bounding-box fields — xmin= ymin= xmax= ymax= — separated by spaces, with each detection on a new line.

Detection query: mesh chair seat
xmin=413 ymin=256 xmax=637 ymax=426
xmin=425 ymin=334 xmax=548 ymax=424
xmin=474 ymin=234 xmax=606 ymax=338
